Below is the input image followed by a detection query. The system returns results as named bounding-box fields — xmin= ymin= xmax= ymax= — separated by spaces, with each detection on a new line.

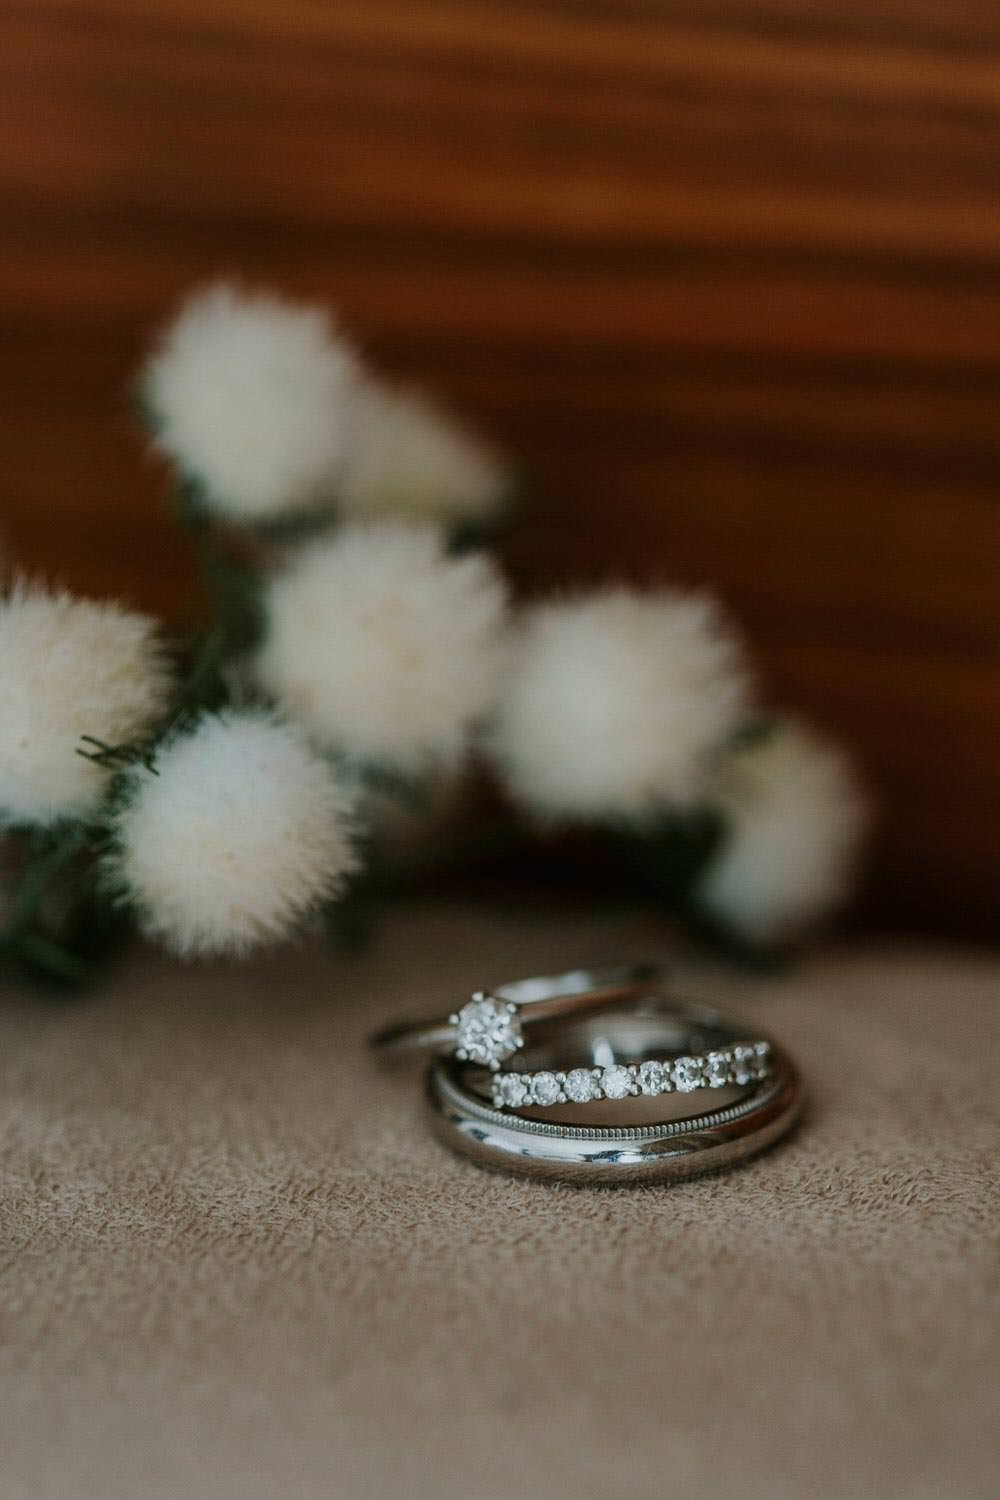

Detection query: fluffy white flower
xmin=697 ymin=720 xmax=867 ymax=941
xmin=489 ymin=587 xmax=751 ymax=820
xmin=105 ymin=710 xmax=359 ymax=958
xmin=0 ymin=582 xmax=172 ymax=826
xmin=339 ymin=379 xmax=506 ymax=526
xmin=256 ymin=522 xmax=509 ymax=773
xmin=143 ymin=282 xmax=360 ymax=520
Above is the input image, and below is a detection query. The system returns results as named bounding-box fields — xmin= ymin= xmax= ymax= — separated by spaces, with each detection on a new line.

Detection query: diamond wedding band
xmin=491 ymin=1040 xmax=771 ymax=1110
xmin=429 ymin=1027 xmax=801 ymax=1185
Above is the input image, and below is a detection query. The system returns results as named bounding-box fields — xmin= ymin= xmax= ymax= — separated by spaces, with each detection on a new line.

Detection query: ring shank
xmin=426 ymin=998 xmax=801 ymax=1183
xmin=369 ymin=961 xmax=664 ymax=1061
xmin=501 ymin=1005 xmax=764 ymax=1072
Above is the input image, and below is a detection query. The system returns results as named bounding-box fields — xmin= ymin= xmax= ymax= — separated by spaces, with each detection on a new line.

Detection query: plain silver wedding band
xmin=369 ymin=961 xmax=665 ymax=1062
xmin=427 ymin=1001 xmax=803 ymax=1185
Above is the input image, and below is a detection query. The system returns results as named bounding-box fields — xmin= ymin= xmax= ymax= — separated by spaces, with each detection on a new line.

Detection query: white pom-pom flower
xmin=0 ymin=582 xmax=172 ymax=826
xmin=339 ymin=380 xmax=506 ymax=526
xmin=697 ymin=720 xmax=867 ymax=942
xmin=104 ymin=710 xmax=359 ymax=958
xmin=143 ymin=282 xmax=360 ymax=521
xmin=256 ymin=522 xmax=509 ymax=773
xmin=489 ymin=587 xmax=751 ymax=821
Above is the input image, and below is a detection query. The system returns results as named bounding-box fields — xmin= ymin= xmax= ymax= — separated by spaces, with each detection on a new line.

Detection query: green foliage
xmin=610 ymin=805 xmax=728 ymax=905
xmin=447 ymin=467 xmax=529 ymax=555
xmin=0 ymin=822 xmax=121 ymax=991
xmin=77 ymin=736 xmax=160 ymax=776
xmin=606 ymin=802 xmax=782 ymax=968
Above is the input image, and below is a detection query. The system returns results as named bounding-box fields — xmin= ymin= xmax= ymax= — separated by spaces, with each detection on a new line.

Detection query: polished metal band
xmin=426 ymin=1002 xmax=802 ymax=1184
xmin=369 ymin=961 xmax=664 ymax=1067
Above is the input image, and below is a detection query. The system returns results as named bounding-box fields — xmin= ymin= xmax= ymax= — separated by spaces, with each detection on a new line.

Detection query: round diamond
xmin=497 ymin=1073 xmax=528 ymax=1108
xmin=731 ymin=1045 xmax=755 ymax=1085
xmin=601 ymin=1065 xmax=633 ymax=1100
xmin=673 ymin=1055 xmax=704 ymax=1092
xmin=565 ymin=1068 xmax=599 ymax=1103
xmin=753 ymin=1041 xmax=772 ymax=1077
xmin=454 ymin=994 xmax=522 ymax=1067
xmin=705 ymin=1050 xmax=732 ymax=1088
xmin=531 ymin=1071 xmax=562 ymax=1106
xmin=638 ymin=1060 xmax=667 ymax=1096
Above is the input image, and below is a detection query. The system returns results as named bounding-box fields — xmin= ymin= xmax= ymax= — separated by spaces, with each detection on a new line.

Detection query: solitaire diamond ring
xmin=370 ymin=962 xmax=664 ymax=1070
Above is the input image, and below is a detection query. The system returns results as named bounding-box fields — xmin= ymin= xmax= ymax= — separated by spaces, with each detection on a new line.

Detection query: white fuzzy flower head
xmin=105 ymin=710 xmax=359 ymax=958
xmin=697 ymin=720 xmax=868 ymax=942
xmin=339 ymin=379 xmax=506 ymax=527
xmin=0 ymin=582 xmax=172 ymax=826
xmin=489 ymin=587 xmax=752 ymax=821
xmin=143 ymin=282 xmax=360 ymax=521
xmin=256 ymin=522 xmax=509 ymax=773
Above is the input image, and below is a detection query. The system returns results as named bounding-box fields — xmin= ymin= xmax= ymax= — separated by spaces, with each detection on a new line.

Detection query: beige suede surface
xmin=1 ymin=903 xmax=998 ymax=1500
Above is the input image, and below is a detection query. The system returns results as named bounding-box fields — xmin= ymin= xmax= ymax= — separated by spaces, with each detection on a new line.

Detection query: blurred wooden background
xmin=2 ymin=0 xmax=999 ymax=935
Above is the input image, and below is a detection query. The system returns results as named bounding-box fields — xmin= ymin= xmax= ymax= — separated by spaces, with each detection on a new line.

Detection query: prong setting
xmin=490 ymin=1042 xmax=772 ymax=1111
xmin=451 ymin=991 xmax=524 ymax=1069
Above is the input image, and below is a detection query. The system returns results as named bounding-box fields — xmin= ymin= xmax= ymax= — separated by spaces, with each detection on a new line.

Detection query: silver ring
xmin=369 ymin=961 xmax=664 ymax=1070
xmin=489 ymin=1039 xmax=772 ymax=1110
xmin=426 ymin=1002 xmax=803 ymax=1185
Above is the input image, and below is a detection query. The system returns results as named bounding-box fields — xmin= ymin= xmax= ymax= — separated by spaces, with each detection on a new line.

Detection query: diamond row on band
xmin=490 ymin=1041 xmax=772 ymax=1111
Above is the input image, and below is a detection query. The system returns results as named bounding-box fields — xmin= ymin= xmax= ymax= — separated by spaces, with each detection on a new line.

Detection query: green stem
xmin=2 ymin=824 xmax=91 ymax=943
xmin=0 ymin=823 xmax=111 ymax=991
xmin=4 ymin=931 xmax=93 ymax=987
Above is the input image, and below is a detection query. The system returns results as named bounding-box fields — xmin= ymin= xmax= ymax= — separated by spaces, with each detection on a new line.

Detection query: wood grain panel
xmin=1 ymin=0 xmax=999 ymax=934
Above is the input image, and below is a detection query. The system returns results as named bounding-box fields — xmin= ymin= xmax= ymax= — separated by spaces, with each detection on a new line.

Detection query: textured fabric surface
xmin=1 ymin=903 xmax=997 ymax=1500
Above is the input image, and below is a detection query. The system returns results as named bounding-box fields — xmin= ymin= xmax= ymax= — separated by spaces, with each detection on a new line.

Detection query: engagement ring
xmin=370 ymin=962 xmax=663 ymax=1070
